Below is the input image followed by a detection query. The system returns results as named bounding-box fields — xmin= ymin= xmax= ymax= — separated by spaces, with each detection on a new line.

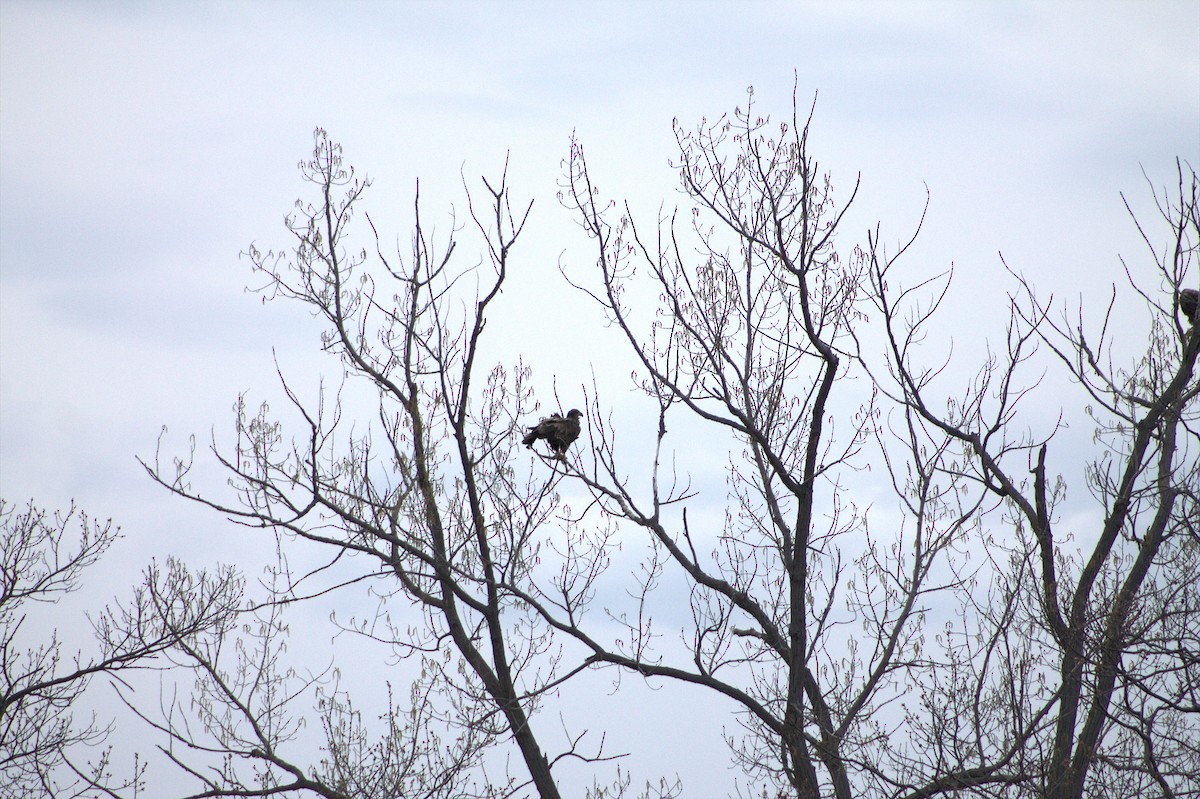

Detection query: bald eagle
xmin=522 ymin=409 xmax=582 ymax=456
xmin=1181 ymin=288 xmax=1199 ymax=324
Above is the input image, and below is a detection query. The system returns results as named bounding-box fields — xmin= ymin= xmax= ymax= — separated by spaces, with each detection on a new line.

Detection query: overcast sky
xmin=1 ymin=1 xmax=1198 ymax=795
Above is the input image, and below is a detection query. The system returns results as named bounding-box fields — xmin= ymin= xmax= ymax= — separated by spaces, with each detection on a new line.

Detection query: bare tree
xmin=0 ymin=498 xmax=238 ymax=798
xmin=134 ymin=130 xmax=646 ymax=798
xmin=97 ymin=95 xmax=1193 ymax=799
xmin=963 ymin=165 xmax=1200 ymax=799
xmin=559 ymin=88 xmax=1198 ymax=799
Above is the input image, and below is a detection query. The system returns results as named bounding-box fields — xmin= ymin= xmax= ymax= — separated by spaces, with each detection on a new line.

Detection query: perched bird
xmin=1180 ymin=288 xmax=1199 ymax=324
xmin=522 ymin=409 xmax=583 ymax=457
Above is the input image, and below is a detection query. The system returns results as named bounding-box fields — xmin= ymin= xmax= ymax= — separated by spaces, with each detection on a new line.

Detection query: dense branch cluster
xmin=5 ymin=95 xmax=1196 ymax=799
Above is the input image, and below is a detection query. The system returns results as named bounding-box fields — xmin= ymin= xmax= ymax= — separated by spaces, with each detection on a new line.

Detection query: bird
xmin=1180 ymin=288 xmax=1198 ymax=324
xmin=522 ymin=409 xmax=583 ymax=457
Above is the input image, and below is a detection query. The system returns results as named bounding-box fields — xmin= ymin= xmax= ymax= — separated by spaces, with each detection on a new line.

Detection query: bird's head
xmin=566 ymin=409 xmax=582 ymax=419
xmin=1180 ymin=288 xmax=1198 ymax=322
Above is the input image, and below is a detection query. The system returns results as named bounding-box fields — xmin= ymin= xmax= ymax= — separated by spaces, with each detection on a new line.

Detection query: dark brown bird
xmin=522 ymin=409 xmax=582 ymax=456
xmin=1181 ymin=288 xmax=1198 ymax=324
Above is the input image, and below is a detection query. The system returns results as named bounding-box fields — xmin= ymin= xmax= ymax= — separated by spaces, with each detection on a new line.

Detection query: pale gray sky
xmin=1 ymin=1 xmax=1198 ymax=795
